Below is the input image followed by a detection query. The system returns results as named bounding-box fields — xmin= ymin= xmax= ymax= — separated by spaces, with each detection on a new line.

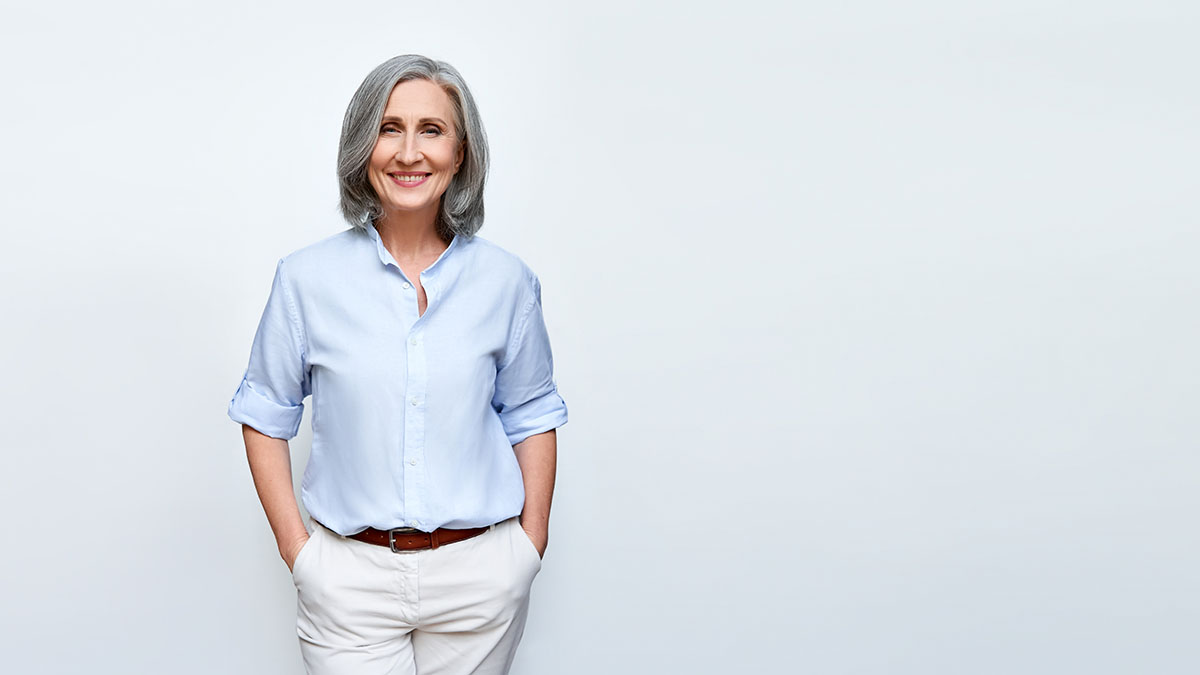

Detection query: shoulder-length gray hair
xmin=337 ymin=54 xmax=489 ymax=240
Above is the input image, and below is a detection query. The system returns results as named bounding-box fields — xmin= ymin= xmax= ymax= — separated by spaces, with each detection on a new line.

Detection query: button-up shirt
xmin=227 ymin=223 xmax=568 ymax=536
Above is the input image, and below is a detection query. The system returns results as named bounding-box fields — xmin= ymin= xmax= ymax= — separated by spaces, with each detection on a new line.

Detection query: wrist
xmin=279 ymin=531 xmax=308 ymax=555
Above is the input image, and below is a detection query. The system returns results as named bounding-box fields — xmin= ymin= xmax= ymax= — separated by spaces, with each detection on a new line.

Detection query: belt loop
xmin=430 ymin=529 xmax=440 ymax=550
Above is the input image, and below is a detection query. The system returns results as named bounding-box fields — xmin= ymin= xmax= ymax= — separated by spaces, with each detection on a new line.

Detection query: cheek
xmin=369 ymin=144 xmax=390 ymax=172
xmin=424 ymin=142 xmax=450 ymax=165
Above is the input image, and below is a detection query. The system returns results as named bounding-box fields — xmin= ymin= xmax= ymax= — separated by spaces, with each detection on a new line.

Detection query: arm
xmin=513 ymin=428 xmax=557 ymax=558
xmin=228 ymin=258 xmax=311 ymax=572
xmin=242 ymin=424 xmax=309 ymax=572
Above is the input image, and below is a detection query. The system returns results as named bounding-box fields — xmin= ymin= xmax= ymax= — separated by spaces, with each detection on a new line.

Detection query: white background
xmin=1 ymin=1 xmax=1197 ymax=673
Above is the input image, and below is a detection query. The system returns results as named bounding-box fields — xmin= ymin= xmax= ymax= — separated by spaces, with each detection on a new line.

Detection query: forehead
xmin=382 ymin=79 xmax=455 ymax=119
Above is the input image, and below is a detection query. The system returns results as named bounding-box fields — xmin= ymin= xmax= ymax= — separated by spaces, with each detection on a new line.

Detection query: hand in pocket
xmin=285 ymin=533 xmax=312 ymax=574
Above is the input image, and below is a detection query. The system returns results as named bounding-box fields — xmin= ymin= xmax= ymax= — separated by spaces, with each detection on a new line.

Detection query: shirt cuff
xmin=227 ymin=377 xmax=304 ymax=440
xmin=500 ymin=389 xmax=569 ymax=446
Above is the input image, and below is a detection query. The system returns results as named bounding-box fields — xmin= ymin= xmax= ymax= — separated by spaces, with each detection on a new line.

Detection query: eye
xmin=380 ymin=125 xmax=398 ymax=134
xmin=423 ymin=127 xmax=442 ymax=136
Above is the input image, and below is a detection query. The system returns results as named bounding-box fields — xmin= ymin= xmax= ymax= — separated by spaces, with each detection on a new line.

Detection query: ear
xmin=455 ymin=141 xmax=466 ymax=174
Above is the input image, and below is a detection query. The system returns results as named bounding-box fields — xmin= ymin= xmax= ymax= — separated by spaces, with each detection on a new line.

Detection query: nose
xmin=396 ymin=131 xmax=423 ymax=165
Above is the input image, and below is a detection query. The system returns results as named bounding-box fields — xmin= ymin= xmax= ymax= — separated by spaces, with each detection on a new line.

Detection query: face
xmin=367 ymin=79 xmax=465 ymax=223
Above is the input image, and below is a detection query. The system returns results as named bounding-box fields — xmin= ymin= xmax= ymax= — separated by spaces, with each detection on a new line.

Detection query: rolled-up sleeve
xmin=492 ymin=274 xmax=569 ymax=446
xmin=228 ymin=258 xmax=310 ymax=440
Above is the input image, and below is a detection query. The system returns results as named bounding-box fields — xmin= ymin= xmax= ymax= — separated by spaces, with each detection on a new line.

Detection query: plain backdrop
xmin=1 ymin=1 xmax=1197 ymax=673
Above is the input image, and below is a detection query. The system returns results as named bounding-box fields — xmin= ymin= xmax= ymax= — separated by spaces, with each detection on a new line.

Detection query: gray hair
xmin=337 ymin=54 xmax=489 ymax=240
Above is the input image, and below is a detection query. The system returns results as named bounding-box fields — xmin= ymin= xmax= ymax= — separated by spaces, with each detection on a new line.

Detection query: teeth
xmin=393 ymin=174 xmax=426 ymax=183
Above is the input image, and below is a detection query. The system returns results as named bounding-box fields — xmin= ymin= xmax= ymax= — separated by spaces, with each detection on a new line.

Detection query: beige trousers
xmin=291 ymin=513 xmax=543 ymax=674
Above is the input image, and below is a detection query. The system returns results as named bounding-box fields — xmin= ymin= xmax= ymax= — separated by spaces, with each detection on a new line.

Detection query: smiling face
xmin=367 ymin=79 xmax=465 ymax=225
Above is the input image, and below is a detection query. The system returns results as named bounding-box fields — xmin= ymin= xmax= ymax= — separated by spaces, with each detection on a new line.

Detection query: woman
xmin=227 ymin=54 xmax=568 ymax=674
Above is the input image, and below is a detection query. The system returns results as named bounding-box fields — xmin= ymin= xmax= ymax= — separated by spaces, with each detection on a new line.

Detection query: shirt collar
xmin=367 ymin=222 xmax=463 ymax=278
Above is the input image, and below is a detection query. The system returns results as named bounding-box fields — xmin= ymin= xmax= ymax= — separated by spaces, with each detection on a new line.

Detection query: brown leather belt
xmin=347 ymin=525 xmax=489 ymax=552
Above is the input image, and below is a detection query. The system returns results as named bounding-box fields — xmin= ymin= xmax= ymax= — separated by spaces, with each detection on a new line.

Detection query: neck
xmin=373 ymin=211 xmax=450 ymax=263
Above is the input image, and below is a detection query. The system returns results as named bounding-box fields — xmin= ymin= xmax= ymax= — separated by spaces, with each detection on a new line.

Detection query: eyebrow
xmin=380 ymin=116 xmax=449 ymax=126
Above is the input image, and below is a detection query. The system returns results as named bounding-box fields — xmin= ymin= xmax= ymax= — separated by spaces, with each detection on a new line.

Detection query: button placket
xmin=402 ymin=306 xmax=428 ymax=529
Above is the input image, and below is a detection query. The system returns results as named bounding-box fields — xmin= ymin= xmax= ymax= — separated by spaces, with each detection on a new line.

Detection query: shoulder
xmin=461 ymin=234 xmax=540 ymax=297
xmin=280 ymin=226 xmax=364 ymax=267
xmin=275 ymin=227 xmax=368 ymax=280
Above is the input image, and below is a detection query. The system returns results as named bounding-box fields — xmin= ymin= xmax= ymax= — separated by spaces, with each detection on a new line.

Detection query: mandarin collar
xmin=367 ymin=222 xmax=462 ymax=278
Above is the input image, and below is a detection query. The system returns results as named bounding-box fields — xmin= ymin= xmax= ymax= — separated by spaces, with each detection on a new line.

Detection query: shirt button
xmin=409 ymin=458 xmax=417 ymax=466
xmin=410 ymin=397 xmax=419 ymax=406
xmin=410 ymin=337 xmax=418 ymax=345
xmin=402 ymin=282 xmax=411 ymax=289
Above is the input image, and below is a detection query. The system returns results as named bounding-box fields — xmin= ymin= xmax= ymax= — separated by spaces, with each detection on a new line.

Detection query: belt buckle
xmin=388 ymin=527 xmax=422 ymax=553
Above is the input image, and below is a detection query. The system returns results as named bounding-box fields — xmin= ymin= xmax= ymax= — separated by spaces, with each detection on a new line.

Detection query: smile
xmin=389 ymin=172 xmax=431 ymax=187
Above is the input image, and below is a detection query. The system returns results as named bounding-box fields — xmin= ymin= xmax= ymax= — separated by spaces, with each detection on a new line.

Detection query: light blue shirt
xmin=227 ymin=223 xmax=568 ymax=536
